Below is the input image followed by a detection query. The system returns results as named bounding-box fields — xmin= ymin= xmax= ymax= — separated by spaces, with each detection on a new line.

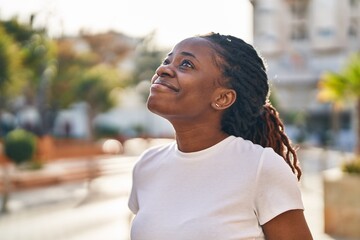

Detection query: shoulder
xmin=228 ymin=136 xmax=265 ymax=161
xmin=230 ymin=136 xmax=264 ymax=151
xmin=258 ymin=147 xmax=295 ymax=177
xmin=227 ymin=136 xmax=291 ymax=171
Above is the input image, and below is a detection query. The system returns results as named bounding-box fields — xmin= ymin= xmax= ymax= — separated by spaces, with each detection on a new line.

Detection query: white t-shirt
xmin=128 ymin=136 xmax=304 ymax=240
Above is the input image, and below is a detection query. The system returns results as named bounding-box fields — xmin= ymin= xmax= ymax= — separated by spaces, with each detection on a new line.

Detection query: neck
xmin=174 ymin=126 xmax=229 ymax=152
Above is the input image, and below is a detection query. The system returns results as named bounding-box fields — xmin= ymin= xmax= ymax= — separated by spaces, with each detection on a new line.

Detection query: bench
xmin=0 ymin=155 xmax=135 ymax=193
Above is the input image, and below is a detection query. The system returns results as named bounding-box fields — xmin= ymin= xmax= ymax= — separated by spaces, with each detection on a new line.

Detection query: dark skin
xmin=263 ymin=210 xmax=313 ymax=240
xmin=148 ymin=37 xmax=234 ymax=152
xmin=147 ymin=37 xmax=313 ymax=239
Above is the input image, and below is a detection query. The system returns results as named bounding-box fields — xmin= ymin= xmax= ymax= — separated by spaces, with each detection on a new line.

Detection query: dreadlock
xmin=200 ymin=32 xmax=302 ymax=180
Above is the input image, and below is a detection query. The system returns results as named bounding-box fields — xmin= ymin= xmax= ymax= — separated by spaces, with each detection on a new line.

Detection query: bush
xmin=4 ymin=129 xmax=37 ymax=165
xmin=342 ymin=157 xmax=360 ymax=175
xmin=94 ymin=124 xmax=120 ymax=139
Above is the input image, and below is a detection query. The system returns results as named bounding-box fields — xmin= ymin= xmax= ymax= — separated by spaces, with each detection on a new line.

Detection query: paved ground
xmin=0 ymin=145 xmax=356 ymax=240
xmin=0 ymin=156 xmax=136 ymax=240
xmin=299 ymin=147 xmax=355 ymax=240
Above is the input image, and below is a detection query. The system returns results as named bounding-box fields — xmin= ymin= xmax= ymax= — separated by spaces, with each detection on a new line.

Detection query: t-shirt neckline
xmin=174 ymin=135 xmax=235 ymax=159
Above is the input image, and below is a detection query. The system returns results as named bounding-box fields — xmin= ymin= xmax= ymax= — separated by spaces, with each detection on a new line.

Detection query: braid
xmin=258 ymin=104 xmax=302 ymax=180
xmin=200 ymin=32 xmax=302 ymax=180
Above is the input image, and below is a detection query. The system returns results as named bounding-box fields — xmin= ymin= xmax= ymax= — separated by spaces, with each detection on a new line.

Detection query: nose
xmin=156 ymin=64 xmax=175 ymax=78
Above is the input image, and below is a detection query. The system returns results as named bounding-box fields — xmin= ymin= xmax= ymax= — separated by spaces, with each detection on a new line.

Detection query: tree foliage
xmin=318 ymin=53 xmax=360 ymax=155
xmin=1 ymin=18 xmax=57 ymax=99
xmin=4 ymin=129 xmax=37 ymax=165
xmin=74 ymin=64 xmax=121 ymax=113
xmin=50 ymin=38 xmax=99 ymax=108
xmin=0 ymin=25 xmax=26 ymax=109
xmin=318 ymin=53 xmax=360 ymax=107
xmin=0 ymin=17 xmax=168 ymax=139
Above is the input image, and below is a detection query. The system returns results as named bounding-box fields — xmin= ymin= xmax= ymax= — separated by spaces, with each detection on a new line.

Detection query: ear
xmin=211 ymin=88 xmax=236 ymax=110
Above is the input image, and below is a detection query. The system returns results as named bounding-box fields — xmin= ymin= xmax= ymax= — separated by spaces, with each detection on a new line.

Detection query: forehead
xmin=170 ymin=37 xmax=218 ymax=63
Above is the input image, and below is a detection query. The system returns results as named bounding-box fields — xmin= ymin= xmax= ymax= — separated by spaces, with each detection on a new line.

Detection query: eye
xmin=162 ymin=58 xmax=170 ymax=65
xmin=180 ymin=60 xmax=194 ymax=69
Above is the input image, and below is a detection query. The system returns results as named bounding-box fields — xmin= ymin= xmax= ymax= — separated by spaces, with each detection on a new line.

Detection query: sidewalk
xmin=0 ymin=146 xmax=353 ymax=240
xmin=299 ymin=147 xmax=355 ymax=240
xmin=0 ymin=156 xmax=136 ymax=240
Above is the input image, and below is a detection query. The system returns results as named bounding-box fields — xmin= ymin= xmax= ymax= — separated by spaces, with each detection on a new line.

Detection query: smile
xmin=152 ymin=80 xmax=180 ymax=92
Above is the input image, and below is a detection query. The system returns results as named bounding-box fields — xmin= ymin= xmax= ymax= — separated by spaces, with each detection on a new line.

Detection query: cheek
xmin=193 ymin=82 xmax=217 ymax=100
xmin=180 ymin=84 xmax=215 ymax=110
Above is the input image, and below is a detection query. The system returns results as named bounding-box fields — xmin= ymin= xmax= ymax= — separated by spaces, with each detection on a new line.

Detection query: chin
xmin=146 ymin=98 xmax=159 ymax=114
xmin=147 ymin=99 xmax=172 ymax=119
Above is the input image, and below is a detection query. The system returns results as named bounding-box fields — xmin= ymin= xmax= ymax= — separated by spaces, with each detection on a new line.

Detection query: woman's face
xmin=147 ymin=37 xmax=223 ymax=122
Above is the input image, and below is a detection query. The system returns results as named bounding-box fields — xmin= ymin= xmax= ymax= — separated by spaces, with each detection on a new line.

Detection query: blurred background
xmin=0 ymin=0 xmax=359 ymax=240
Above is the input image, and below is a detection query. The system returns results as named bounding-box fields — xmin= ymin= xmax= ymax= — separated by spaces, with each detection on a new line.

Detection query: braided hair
xmin=200 ymin=32 xmax=302 ymax=180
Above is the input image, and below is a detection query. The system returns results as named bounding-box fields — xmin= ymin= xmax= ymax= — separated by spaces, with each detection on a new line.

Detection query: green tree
xmin=0 ymin=25 xmax=28 ymax=138
xmin=0 ymin=26 xmax=25 ymax=109
xmin=52 ymin=34 xmax=135 ymax=139
xmin=1 ymin=18 xmax=53 ymax=102
xmin=74 ymin=64 xmax=122 ymax=139
xmin=51 ymin=37 xmax=103 ymax=109
xmin=318 ymin=53 xmax=360 ymax=155
xmin=1 ymin=18 xmax=57 ymax=134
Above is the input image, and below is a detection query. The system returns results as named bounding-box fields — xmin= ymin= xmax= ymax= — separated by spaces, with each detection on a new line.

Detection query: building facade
xmin=251 ymin=0 xmax=360 ymax=148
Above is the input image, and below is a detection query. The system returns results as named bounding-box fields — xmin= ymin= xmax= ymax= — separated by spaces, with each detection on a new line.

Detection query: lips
xmin=152 ymin=79 xmax=180 ymax=92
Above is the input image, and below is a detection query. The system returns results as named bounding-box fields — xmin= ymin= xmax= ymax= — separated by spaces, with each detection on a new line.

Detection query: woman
xmin=128 ymin=32 xmax=313 ymax=240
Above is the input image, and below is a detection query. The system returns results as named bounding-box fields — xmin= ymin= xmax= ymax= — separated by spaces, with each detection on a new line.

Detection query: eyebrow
xmin=167 ymin=51 xmax=198 ymax=61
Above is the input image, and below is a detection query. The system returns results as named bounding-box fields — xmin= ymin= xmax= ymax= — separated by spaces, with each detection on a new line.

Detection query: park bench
xmin=0 ymin=137 xmax=173 ymax=193
xmin=0 ymin=155 xmax=134 ymax=193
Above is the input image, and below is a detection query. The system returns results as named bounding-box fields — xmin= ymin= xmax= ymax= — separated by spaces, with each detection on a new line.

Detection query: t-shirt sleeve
xmin=254 ymin=148 xmax=304 ymax=225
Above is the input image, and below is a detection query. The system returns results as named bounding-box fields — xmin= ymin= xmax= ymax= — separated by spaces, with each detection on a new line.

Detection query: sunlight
xmin=0 ymin=0 xmax=253 ymax=48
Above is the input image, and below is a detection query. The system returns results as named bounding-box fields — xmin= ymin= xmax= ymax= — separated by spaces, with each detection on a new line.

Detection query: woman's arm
xmin=262 ymin=209 xmax=313 ymax=240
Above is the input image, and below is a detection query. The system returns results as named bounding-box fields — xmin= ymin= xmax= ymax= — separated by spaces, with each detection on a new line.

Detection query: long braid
xmin=200 ymin=32 xmax=302 ymax=180
xmin=259 ymin=104 xmax=302 ymax=180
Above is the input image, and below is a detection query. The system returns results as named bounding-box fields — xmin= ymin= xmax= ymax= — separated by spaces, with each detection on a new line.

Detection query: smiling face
xmin=147 ymin=37 xmax=227 ymax=124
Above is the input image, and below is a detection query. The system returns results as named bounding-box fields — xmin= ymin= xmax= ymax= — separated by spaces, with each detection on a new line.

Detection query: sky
xmin=0 ymin=0 xmax=253 ymax=49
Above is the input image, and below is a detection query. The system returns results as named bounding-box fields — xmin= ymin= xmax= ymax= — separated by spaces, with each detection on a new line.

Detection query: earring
xmin=215 ymin=103 xmax=220 ymax=108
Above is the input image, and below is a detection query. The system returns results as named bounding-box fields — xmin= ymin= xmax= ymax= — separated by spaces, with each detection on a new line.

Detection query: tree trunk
xmin=1 ymin=165 xmax=11 ymax=213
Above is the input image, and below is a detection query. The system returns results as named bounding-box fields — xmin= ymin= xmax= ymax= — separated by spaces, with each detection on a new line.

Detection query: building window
xmin=349 ymin=0 xmax=360 ymax=37
xmin=288 ymin=0 xmax=310 ymax=40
